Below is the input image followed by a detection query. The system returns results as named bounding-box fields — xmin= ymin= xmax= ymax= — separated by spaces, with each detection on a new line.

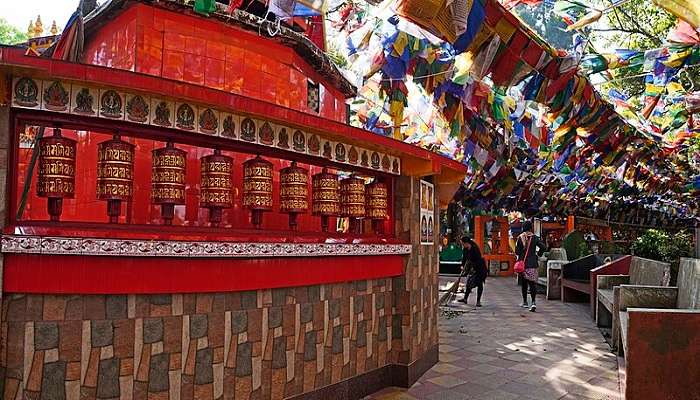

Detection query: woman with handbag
xmin=515 ymin=221 xmax=545 ymax=312
xmin=459 ymin=236 xmax=488 ymax=307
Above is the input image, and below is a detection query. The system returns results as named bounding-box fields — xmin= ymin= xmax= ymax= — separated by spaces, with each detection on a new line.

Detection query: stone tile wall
xmin=1 ymin=280 xmax=399 ymax=400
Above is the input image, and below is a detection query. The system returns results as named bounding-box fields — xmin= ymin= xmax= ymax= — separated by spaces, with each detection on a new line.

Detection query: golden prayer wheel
xmin=243 ymin=155 xmax=273 ymax=229
xmin=312 ymin=168 xmax=340 ymax=232
xmin=96 ymin=134 xmax=134 ymax=223
xmin=151 ymin=142 xmax=187 ymax=225
xmin=366 ymin=179 xmax=388 ymax=234
xmin=279 ymin=161 xmax=308 ymax=230
xmin=37 ymin=127 xmax=76 ymax=221
xmin=200 ymin=149 xmax=232 ymax=226
xmin=340 ymin=174 xmax=365 ymax=234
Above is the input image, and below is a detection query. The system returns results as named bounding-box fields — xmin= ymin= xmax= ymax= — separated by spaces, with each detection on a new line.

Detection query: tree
xmin=590 ymin=0 xmax=700 ymax=97
xmin=513 ymin=2 xmax=579 ymax=51
xmin=0 ymin=18 xmax=27 ymax=45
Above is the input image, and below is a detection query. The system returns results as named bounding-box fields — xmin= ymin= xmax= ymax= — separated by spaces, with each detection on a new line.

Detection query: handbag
xmin=514 ymin=235 xmax=532 ymax=274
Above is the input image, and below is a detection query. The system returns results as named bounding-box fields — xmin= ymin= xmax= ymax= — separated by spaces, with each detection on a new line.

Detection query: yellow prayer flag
xmin=494 ymin=17 xmax=516 ymax=43
xmin=653 ymin=0 xmax=700 ymax=29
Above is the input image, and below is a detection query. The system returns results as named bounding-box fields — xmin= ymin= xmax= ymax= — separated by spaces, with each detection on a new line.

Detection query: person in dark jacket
xmin=515 ymin=221 xmax=546 ymax=312
xmin=459 ymin=236 xmax=488 ymax=307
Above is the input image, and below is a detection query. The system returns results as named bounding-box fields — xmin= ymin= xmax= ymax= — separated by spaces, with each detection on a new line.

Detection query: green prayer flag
xmin=194 ymin=0 xmax=216 ymax=16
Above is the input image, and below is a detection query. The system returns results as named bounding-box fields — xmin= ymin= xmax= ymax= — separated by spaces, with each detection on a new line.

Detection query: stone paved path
xmin=366 ymin=277 xmax=621 ymax=400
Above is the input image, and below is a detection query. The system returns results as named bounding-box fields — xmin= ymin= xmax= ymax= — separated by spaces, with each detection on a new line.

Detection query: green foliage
xmin=577 ymin=241 xmax=593 ymax=257
xmin=631 ymin=229 xmax=694 ymax=284
xmin=592 ymin=0 xmax=700 ymax=96
xmin=326 ymin=43 xmax=349 ymax=69
xmin=0 ymin=18 xmax=27 ymax=45
xmin=514 ymin=2 xmax=578 ymax=51
xmin=562 ymin=230 xmax=586 ymax=259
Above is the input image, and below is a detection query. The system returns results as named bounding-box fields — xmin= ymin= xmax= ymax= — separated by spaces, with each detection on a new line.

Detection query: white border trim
xmin=0 ymin=235 xmax=412 ymax=258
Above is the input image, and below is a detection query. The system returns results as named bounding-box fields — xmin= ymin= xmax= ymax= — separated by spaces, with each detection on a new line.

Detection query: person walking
xmin=515 ymin=221 xmax=545 ymax=312
xmin=459 ymin=236 xmax=488 ymax=307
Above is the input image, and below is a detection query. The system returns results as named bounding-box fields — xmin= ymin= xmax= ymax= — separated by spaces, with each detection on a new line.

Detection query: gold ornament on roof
xmin=34 ymin=15 xmax=43 ymax=37
xmin=27 ymin=20 xmax=35 ymax=38
xmin=50 ymin=20 xmax=58 ymax=36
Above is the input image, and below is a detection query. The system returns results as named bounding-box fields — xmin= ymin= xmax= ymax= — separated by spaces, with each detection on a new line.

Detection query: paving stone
xmin=269 ymin=307 xmax=283 ymax=329
xmin=231 ymin=311 xmax=247 ymax=334
xmin=190 ymin=314 xmax=208 ymax=339
xmin=235 ymin=342 xmax=252 ymax=377
xmin=356 ymin=321 xmax=367 ymax=347
xmin=300 ymin=303 xmax=313 ymax=324
xmin=148 ymin=353 xmax=170 ymax=392
xmin=195 ymin=348 xmax=213 ymax=384
xmin=331 ymin=325 xmax=343 ymax=354
xmin=378 ymin=316 xmax=387 ymax=341
xmin=241 ymin=291 xmax=257 ymax=309
xmin=425 ymin=375 xmax=466 ymax=389
xmin=40 ymin=361 xmax=66 ymax=400
xmin=272 ymin=289 xmax=287 ymax=306
xmin=35 ymin=322 xmax=59 ymax=350
xmin=96 ymin=358 xmax=120 ymax=398
xmin=105 ymin=296 xmax=127 ymax=319
xmin=91 ymin=320 xmax=113 ymax=348
xmin=304 ymin=331 xmax=317 ymax=361
xmin=329 ymin=299 xmax=340 ymax=319
xmin=430 ymin=363 xmax=463 ymax=374
xmin=143 ymin=318 xmax=163 ymax=344
xmin=271 ymin=336 xmax=286 ymax=369
xmin=149 ymin=294 xmax=171 ymax=305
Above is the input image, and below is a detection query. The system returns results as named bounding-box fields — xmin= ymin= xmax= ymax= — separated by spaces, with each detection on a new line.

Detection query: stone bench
xmin=561 ymin=254 xmax=624 ymax=303
xmin=618 ymin=258 xmax=700 ymax=400
xmin=536 ymin=248 xmax=568 ymax=299
xmin=589 ymin=255 xmax=633 ymax=318
xmin=595 ymin=256 xmax=671 ymax=352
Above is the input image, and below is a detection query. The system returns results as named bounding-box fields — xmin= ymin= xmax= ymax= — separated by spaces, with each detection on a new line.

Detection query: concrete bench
xmin=536 ymin=248 xmax=568 ymax=299
xmin=618 ymin=258 xmax=700 ymax=400
xmin=561 ymin=254 xmax=624 ymax=303
xmin=589 ymin=255 xmax=633 ymax=318
xmin=595 ymin=256 xmax=671 ymax=352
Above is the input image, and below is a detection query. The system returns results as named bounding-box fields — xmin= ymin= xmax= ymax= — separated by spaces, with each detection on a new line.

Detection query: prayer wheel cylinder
xmin=366 ymin=180 xmax=388 ymax=234
xmin=340 ymin=175 xmax=365 ymax=234
xmin=279 ymin=161 xmax=309 ymax=230
xmin=96 ymin=135 xmax=134 ymax=223
xmin=243 ymin=155 xmax=273 ymax=229
xmin=151 ymin=142 xmax=187 ymax=225
xmin=312 ymin=168 xmax=340 ymax=232
xmin=200 ymin=149 xmax=233 ymax=226
xmin=37 ymin=127 xmax=76 ymax=221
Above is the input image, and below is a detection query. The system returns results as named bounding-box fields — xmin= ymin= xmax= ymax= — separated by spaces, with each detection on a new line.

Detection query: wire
xmin=592 ymin=62 xmax=700 ymax=84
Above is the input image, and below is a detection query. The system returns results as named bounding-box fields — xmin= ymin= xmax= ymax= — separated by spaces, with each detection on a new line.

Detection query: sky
xmin=1 ymin=0 xmax=78 ymax=33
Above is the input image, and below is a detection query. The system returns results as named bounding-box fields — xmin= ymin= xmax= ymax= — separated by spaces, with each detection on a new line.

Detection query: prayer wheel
xmin=37 ymin=127 xmax=76 ymax=221
xmin=366 ymin=179 xmax=388 ymax=234
xmin=200 ymin=149 xmax=232 ymax=226
xmin=312 ymin=168 xmax=340 ymax=232
xmin=96 ymin=135 xmax=134 ymax=223
xmin=279 ymin=161 xmax=308 ymax=230
xmin=151 ymin=142 xmax=187 ymax=225
xmin=340 ymin=174 xmax=365 ymax=234
xmin=243 ymin=155 xmax=273 ymax=229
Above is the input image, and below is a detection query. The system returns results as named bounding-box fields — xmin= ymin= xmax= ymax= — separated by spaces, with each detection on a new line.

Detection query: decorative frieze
xmin=11 ymin=76 xmax=401 ymax=175
xmin=0 ymin=235 xmax=412 ymax=258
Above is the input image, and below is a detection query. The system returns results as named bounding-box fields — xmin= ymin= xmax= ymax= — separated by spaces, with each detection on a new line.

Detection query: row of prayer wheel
xmin=36 ymin=129 xmax=388 ymax=232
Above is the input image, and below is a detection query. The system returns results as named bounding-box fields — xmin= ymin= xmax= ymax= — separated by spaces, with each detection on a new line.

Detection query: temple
xmin=0 ymin=1 xmax=466 ymax=399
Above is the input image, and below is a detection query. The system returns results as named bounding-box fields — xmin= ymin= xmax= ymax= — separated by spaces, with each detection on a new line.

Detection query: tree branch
xmin=610 ymin=4 xmax=663 ymax=46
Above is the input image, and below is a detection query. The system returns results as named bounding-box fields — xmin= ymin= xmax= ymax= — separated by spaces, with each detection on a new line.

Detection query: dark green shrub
xmin=631 ymin=229 xmax=694 ymax=285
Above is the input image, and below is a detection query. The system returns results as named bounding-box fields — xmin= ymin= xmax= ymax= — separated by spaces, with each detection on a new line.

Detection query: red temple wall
xmin=14 ymin=128 xmax=393 ymax=234
xmin=82 ymin=3 xmax=347 ymax=124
